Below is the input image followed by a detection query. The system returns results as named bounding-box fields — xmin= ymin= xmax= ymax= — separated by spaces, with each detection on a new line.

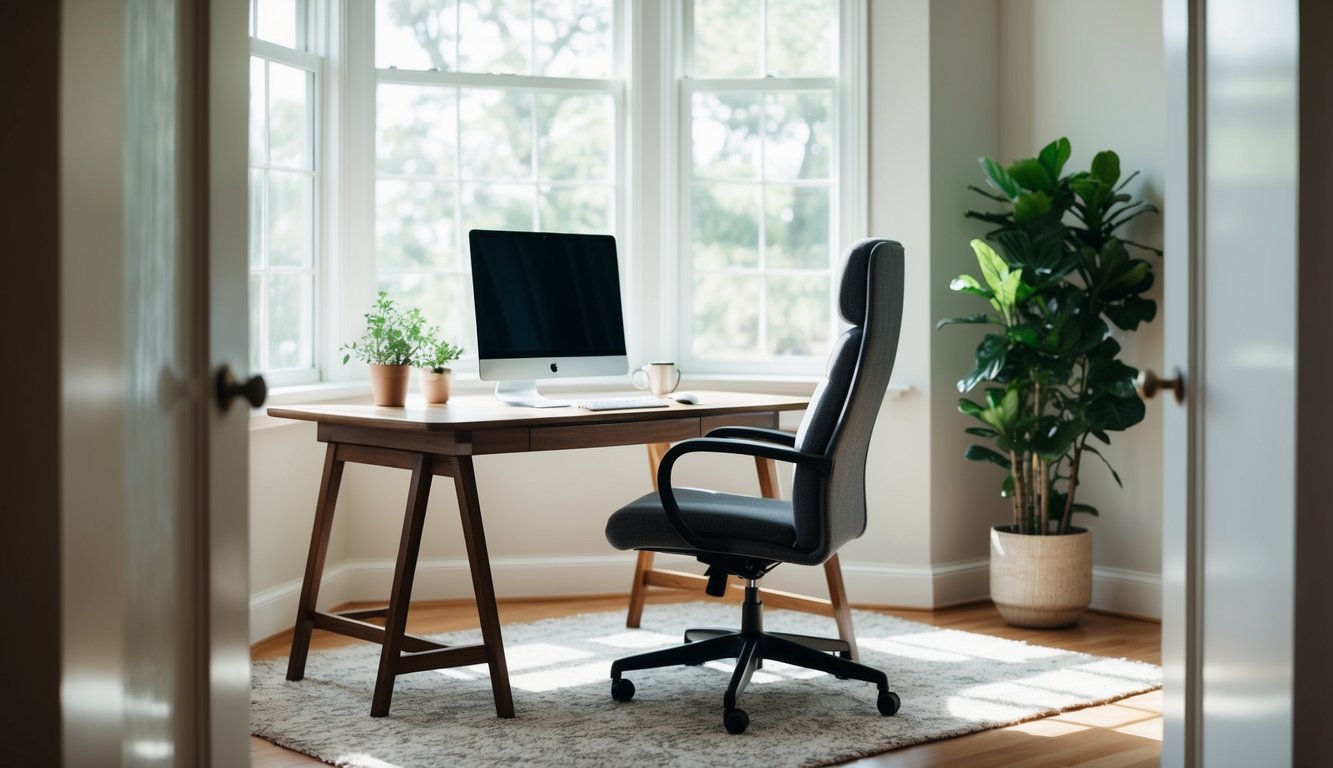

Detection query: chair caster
xmin=723 ymin=707 xmax=750 ymax=734
xmin=611 ymin=678 xmax=636 ymax=702
xmin=877 ymin=690 xmax=901 ymax=716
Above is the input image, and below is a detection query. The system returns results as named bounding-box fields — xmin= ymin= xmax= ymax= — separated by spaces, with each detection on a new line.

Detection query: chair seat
xmin=605 ymin=488 xmax=797 ymax=554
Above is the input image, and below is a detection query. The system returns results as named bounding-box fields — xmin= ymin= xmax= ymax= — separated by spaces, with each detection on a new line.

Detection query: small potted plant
xmin=341 ymin=291 xmax=430 ymax=407
xmin=418 ymin=333 xmax=463 ymax=405
xmin=939 ymin=138 xmax=1160 ymax=627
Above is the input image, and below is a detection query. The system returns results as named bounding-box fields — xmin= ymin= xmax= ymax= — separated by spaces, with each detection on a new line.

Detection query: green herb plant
xmin=341 ymin=291 xmax=432 ymax=367
xmin=421 ymin=336 xmax=463 ymax=374
xmin=939 ymin=138 xmax=1161 ymax=535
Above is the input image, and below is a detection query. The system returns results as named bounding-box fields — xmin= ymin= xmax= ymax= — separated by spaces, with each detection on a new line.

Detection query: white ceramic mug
xmin=632 ymin=362 xmax=681 ymax=397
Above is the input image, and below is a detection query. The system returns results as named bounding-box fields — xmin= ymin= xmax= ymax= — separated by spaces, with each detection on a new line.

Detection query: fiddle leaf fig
xmin=948 ymin=138 xmax=1160 ymax=534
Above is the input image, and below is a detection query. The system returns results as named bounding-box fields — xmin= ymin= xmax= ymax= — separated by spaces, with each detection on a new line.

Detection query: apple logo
xmin=550 ymin=362 xmax=558 ymax=373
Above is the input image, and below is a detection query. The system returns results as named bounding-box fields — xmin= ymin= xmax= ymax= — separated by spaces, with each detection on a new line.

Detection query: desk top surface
xmin=267 ymin=390 xmax=809 ymax=432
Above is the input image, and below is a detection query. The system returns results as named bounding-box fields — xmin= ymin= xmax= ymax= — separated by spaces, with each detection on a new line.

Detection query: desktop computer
xmin=471 ymin=229 xmax=664 ymax=409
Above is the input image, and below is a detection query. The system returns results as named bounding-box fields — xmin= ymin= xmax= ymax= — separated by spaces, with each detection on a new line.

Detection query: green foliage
xmin=340 ymin=291 xmax=433 ymax=367
xmin=421 ymin=336 xmax=464 ymax=373
xmin=941 ymin=138 xmax=1160 ymax=535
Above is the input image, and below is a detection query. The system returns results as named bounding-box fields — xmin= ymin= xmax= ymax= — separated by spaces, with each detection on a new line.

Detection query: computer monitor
xmin=469 ymin=229 xmax=629 ymax=407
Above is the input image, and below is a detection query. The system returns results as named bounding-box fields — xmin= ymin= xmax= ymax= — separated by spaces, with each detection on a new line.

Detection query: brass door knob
xmin=215 ymin=366 xmax=267 ymax=411
xmin=1136 ymin=367 xmax=1185 ymax=403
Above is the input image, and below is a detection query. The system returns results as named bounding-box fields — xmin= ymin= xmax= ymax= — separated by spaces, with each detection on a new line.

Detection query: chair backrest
xmin=789 ymin=239 xmax=905 ymax=559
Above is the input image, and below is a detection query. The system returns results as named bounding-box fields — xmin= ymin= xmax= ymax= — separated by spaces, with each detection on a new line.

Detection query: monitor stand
xmin=492 ymin=380 xmax=568 ymax=408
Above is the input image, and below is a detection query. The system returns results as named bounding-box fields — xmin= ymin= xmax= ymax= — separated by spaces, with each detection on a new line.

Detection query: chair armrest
xmin=656 ymin=437 xmax=831 ymax=554
xmin=703 ymin=426 xmax=796 ymax=446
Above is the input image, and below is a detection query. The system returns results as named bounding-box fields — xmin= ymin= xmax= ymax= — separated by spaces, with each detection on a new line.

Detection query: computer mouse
xmin=669 ymin=392 xmax=699 ymax=405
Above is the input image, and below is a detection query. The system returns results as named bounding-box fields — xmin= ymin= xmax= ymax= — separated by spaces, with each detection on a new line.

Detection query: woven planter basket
xmin=989 ymin=526 xmax=1092 ymax=628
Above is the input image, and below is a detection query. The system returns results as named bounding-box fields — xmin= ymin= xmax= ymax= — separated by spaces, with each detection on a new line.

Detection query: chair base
xmin=609 ymin=583 xmax=899 ymax=733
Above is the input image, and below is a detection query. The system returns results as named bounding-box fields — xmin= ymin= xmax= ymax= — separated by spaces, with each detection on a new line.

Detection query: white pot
xmin=418 ymin=368 xmax=454 ymax=404
xmin=989 ymin=525 xmax=1092 ymax=628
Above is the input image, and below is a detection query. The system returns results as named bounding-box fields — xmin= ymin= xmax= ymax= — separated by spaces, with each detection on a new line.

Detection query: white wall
xmin=248 ymin=0 xmax=1168 ymax=642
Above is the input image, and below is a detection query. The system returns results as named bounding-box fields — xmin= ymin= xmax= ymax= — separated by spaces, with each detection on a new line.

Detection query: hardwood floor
xmin=251 ymin=594 xmax=1161 ymax=767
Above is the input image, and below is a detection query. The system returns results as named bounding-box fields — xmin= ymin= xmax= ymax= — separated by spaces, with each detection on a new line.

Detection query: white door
xmin=1160 ymin=0 xmax=1299 ymax=765
xmin=59 ymin=1 xmax=251 ymax=765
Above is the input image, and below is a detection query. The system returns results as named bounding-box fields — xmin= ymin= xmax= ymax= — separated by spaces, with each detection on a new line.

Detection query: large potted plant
xmin=940 ymin=138 xmax=1160 ymax=627
xmin=342 ymin=291 xmax=431 ymax=407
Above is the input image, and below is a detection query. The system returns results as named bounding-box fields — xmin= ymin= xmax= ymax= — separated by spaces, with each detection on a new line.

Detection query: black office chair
xmin=604 ymin=238 xmax=906 ymax=734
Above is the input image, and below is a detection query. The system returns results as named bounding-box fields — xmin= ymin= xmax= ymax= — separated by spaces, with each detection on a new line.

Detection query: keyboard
xmin=573 ymin=396 xmax=671 ymax=411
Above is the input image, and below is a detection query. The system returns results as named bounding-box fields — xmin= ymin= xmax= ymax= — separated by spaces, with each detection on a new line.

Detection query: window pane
xmin=249 ymin=274 xmax=263 ymax=371
xmin=378 ymin=84 xmax=457 ymax=178
xmin=459 ymin=0 xmax=532 ymax=75
xmin=693 ymin=0 xmax=760 ymax=77
xmin=765 ymin=184 xmax=829 ymax=269
xmin=459 ymin=89 xmax=534 ymax=180
xmin=539 ymin=185 xmax=612 ymax=234
xmin=249 ymin=168 xmax=264 ymax=268
xmin=766 ymin=274 xmax=830 ymax=356
xmin=461 ymin=182 xmax=536 ymax=231
xmin=268 ymin=61 xmax=311 ymax=170
xmin=377 ymin=179 xmax=458 ymax=271
xmin=249 ymin=57 xmax=266 ymax=165
xmin=693 ymin=274 xmax=760 ymax=358
xmin=692 ymin=182 xmax=759 ymax=269
xmin=255 ymin=0 xmax=301 ymax=49
xmin=267 ymin=171 xmax=313 ymax=267
xmin=692 ymin=92 xmax=761 ymax=180
xmin=376 ymin=0 xmax=457 ymax=71
xmin=538 ymin=92 xmax=613 ymax=181
xmin=266 ymin=272 xmax=314 ymax=370
xmin=766 ymin=0 xmax=836 ymax=76
xmin=375 ymin=272 xmax=473 ymax=353
xmin=534 ymin=0 xmax=613 ymax=78
xmin=765 ymin=92 xmax=832 ymax=180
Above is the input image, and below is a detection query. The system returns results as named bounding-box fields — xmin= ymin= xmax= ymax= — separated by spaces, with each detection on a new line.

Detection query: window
xmin=246 ymin=1 xmax=864 ymax=386
xmin=372 ymin=0 xmax=620 ymax=354
xmin=681 ymin=0 xmax=845 ymax=372
xmin=248 ymin=0 xmax=320 ymax=385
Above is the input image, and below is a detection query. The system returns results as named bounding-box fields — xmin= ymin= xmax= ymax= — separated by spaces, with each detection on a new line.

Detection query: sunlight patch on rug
xmin=252 ymin=603 xmax=1161 ymax=768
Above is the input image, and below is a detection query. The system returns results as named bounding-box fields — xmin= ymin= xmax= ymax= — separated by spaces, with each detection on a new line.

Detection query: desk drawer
xmin=530 ymin=418 xmax=700 ymax=452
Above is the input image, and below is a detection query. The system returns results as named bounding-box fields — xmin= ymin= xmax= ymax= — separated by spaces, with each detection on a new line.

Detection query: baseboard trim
xmin=248 ymin=555 xmax=1161 ymax=642
xmin=1091 ymin=565 xmax=1161 ymax=620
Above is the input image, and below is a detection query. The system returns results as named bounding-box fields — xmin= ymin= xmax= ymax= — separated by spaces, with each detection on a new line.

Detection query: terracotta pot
xmin=989 ymin=525 xmax=1092 ymax=628
xmin=369 ymin=364 xmax=411 ymax=407
xmin=418 ymin=368 xmax=454 ymax=404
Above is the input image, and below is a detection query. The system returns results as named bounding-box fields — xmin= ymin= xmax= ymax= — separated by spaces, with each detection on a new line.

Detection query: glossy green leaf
xmin=980 ymin=157 xmax=1020 ymax=198
xmin=1037 ymin=138 xmax=1071 ymax=179
xmin=1091 ymin=150 xmax=1121 ymax=186
xmin=1085 ymin=394 xmax=1146 ymax=432
xmin=965 ymin=444 xmax=1011 ymax=468
xmin=1007 ymin=159 xmax=1053 ymax=193
xmin=937 ymin=313 xmax=1001 ymax=330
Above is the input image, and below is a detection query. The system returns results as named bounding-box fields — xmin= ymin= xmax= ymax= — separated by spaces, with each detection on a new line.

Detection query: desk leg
xmin=287 ymin=444 xmax=345 ymax=681
xmin=823 ymin=554 xmax=858 ymax=661
xmin=755 ymin=457 xmax=859 ymax=661
xmin=370 ymin=454 xmax=434 ymax=717
xmin=451 ymin=455 xmax=515 ymax=718
xmin=626 ymin=442 xmax=671 ymax=628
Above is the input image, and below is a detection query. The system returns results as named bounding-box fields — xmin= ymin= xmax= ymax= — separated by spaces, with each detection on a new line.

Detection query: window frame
xmin=257 ymin=0 xmax=866 ymax=392
xmin=673 ymin=0 xmax=867 ymax=376
xmin=248 ymin=0 xmax=324 ymax=387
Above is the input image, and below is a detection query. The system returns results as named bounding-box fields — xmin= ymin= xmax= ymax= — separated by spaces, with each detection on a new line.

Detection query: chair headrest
xmin=837 ymin=238 xmax=891 ymax=325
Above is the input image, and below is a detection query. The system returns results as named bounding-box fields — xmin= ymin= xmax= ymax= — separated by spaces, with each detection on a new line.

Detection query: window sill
xmin=249 ymin=373 xmax=910 ymax=431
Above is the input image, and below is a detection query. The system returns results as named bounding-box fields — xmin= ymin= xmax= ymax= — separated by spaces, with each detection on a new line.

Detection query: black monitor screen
xmin=470 ymin=230 xmax=628 ymax=360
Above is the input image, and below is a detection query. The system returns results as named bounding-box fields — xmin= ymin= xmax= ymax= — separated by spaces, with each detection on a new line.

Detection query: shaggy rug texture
xmin=252 ymin=603 xmax=1160 ymax=767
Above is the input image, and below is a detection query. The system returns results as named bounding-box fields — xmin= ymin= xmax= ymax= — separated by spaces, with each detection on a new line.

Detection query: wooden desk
xmin=269 ymin=390 xmax=855 ymax=718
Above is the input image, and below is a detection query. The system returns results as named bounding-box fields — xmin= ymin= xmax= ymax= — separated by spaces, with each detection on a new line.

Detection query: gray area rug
xmin=252 ymin=603 xmax=1160 ymax=767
